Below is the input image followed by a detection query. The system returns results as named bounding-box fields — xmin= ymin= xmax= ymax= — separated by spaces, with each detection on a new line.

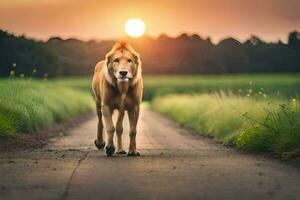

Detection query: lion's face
xmin=107 ymin=48 xmax=138 ymax=83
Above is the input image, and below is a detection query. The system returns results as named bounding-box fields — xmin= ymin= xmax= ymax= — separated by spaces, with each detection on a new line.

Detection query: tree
xmin=288 ymin=31 xmax=300 ymax=50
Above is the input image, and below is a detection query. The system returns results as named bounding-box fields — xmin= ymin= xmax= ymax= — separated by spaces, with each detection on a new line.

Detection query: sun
xmin=124 ymin=18 xmax=146 ymax=38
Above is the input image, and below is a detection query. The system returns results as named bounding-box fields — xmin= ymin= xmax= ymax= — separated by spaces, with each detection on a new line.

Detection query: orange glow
xmin=0 ymin=0 xmax=299 ymax=42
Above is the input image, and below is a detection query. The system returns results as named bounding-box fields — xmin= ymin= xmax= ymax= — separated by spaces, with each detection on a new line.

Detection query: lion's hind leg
xmin=94 ymin=101 xmax=105 ymax=149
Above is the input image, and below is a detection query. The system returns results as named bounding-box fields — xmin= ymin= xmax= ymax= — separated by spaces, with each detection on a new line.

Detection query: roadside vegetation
xmin=152 ymin=93 xmax=299 ymax=155
xmin=0 ymin=78 xmax=94 ymax=137
xmin=149 ymin=74 xmax=300 ymax=155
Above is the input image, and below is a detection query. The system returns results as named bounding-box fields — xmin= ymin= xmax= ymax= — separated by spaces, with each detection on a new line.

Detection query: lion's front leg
xmin=127 ymin=106 xmax=140 ymax=156
xmin=101 ymin=105 xmax=115 ymax=156
xmin=115 ymin=110 xmax=126 ymax=154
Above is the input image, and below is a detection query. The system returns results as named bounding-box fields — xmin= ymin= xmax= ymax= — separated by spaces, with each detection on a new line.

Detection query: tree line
xmin=0 ymin=30 xmax=299 ymax=77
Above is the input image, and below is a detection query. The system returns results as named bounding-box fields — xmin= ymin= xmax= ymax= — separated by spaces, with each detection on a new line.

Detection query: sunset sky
xmin=0 ymin=0 xmax=299 ymax=43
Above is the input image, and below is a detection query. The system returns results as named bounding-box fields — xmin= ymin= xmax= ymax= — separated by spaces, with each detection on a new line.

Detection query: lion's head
xmin=105 ymin=42 xmax=141 ymax=85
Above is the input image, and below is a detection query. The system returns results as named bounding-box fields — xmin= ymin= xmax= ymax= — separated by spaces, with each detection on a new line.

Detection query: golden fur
xmin=92 ymin=42 xmax=143 ymax=156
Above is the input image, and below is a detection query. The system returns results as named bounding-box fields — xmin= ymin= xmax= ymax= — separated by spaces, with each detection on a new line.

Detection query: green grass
xmin=2 ymin=73 xmax=299 ymax=155
xmin=152 ymin=93 xmax=300 ymax=154
xmin=237 ymin=103 xmax=300 ymax=152
xmin=144 ymin=74 xmax=300 ymax=100
xmin=0 ymin=79 xmax=94 ymax=137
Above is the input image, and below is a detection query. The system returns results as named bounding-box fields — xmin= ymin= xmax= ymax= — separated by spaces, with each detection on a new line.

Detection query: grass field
xmin=143 ymin=74 xmax=300 ymax=100
xmin=0 ymin=79 xmax=94 ymax=137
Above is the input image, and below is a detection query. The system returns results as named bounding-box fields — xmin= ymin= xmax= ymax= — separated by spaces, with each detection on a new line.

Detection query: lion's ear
xmin=132 ymin=52 xmax=141 ymax=67
xmin=105 ymin=52 xmax=112 ymax=67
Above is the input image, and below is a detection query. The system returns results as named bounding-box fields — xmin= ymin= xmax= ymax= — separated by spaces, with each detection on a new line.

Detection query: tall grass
xmin=237 ymin=102 xmax=300 ymax=152
xmin=0 ymin=79 xmax=94 ymax=136
xmin=152 ymin=93 xmax=300 ymax=154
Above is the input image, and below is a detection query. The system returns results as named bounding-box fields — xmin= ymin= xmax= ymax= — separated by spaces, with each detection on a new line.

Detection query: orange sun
xmin=124 ymin=18 xmax=146 ymax=38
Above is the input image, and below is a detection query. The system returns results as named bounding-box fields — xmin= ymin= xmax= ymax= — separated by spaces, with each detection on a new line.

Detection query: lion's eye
xmin=127 ymin=59 xmax=132 ymax=63
xmin=113 ymin=58 xmax=120 ymax=63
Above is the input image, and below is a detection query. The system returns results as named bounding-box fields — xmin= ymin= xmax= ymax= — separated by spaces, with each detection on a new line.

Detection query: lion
xmin=92 ymin=42 xmax=143 ymax=156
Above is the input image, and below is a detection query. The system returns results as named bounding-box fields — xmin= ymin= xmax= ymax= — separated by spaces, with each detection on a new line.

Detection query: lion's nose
xmin=119 ymin=70 xmax=128 ymax=77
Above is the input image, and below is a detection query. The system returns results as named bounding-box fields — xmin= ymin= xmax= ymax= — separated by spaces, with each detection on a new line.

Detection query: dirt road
xmin=0 ymin=107 xmax=299 ymax=200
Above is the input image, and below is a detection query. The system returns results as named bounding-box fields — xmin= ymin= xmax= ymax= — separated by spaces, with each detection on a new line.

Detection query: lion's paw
xmin=115 ymin=150 xmax=127 ymax=154
xmin=127 ymin=150 xmax=140 ymax=156
xmin=94 ymin=140 xmax=105 ymax=150
xmin=105 ymin=145 xmax=115 ymax=157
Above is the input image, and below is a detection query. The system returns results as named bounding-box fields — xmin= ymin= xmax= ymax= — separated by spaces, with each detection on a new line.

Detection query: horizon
xmin=1 ymin=0 xmax=300 ymax=43
xmin=1 ymin=28 xmax=298 ymax=45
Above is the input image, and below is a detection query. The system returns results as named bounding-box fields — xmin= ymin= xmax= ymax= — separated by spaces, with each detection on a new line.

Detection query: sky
xmin=0 ymin=0 xmax=299 ymax=42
